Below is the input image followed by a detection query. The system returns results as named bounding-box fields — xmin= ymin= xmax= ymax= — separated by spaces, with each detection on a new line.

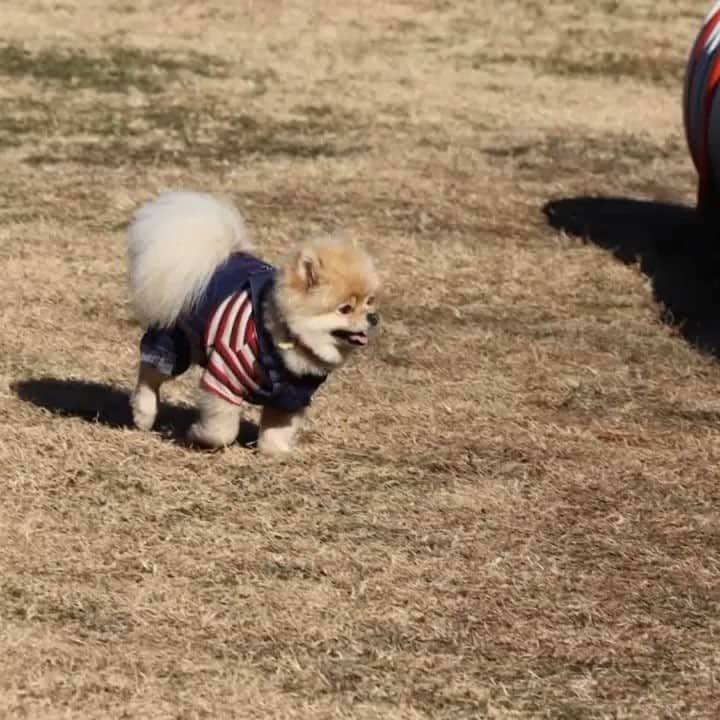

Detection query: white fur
xmin=188 ymin=390 xmax=242 ymax=448
xmin=127 ymin=192 xmax=251 ymax=328
xmin=258 ymin=406 xmax=306 ymax=455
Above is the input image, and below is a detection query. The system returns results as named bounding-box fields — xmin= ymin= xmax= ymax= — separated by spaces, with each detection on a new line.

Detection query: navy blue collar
xmin=247 ymin=267 xmax=328 ymax=412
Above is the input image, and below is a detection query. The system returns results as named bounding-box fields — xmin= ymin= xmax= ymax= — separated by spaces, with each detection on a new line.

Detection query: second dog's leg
xmin=131 ymin=363 xmax=169 ymax=431
xmin=188 ymin=389 xmax=242 ymax=448
xmin=258 ymin=407 xmax=305 ymax=456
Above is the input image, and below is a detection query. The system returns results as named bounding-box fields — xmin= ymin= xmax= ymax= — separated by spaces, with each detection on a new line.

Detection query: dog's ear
xmin=295 ymin=245 xmax=322 ymax=289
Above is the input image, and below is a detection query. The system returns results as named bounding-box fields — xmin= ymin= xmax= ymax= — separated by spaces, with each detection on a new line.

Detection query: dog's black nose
xmin=367 ymin=313 xmax=379 ymax=327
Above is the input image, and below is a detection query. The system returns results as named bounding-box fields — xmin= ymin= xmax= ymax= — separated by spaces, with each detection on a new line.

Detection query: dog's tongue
xmin=350 ymin=333 xmax=369 ymax=345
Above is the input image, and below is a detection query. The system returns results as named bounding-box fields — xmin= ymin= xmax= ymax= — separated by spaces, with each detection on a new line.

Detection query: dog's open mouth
xmin=332 ymin=329 xmax=369 ymax=346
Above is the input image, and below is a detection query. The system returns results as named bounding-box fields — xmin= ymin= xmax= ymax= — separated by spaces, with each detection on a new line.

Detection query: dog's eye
xmin=367 ymin=296 xmax=375 ymax=306
xmin=338 ymin=304 xmax=353 ymax=314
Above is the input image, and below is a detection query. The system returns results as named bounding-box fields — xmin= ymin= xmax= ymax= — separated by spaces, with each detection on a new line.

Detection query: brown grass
xmin=1 ymin=1 xmax=719 ymax=718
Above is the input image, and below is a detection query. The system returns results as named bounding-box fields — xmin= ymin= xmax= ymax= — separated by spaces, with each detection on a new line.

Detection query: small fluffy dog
xmin=126 ymin=192 xmax=379 ymax=455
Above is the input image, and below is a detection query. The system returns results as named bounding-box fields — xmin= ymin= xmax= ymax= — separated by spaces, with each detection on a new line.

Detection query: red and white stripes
xmin=200 ymin=290 xmax=265 ymax=405
xmin=684 ymin=1 xmax=720 ymax=210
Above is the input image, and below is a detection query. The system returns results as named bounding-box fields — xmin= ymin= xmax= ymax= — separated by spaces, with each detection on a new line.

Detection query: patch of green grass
xmin=0 ymin=99 xmax=58 ymax=149
xmin=10 ymin=102 xmax=367 ymax=167
xmin=463 ymin=49 xmax=683 ymax=86
xmin=543 ymin=50 xmax=683 ymax=86
xmin=483 ymin=132 xmax=682 ymax=178
xmin=0 ymin=43 xmax=228 ymax=93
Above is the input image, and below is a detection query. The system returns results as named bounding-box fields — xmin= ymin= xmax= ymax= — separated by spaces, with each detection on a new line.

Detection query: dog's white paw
xmin=187 ymin=421 xmax=236 ymax=448
xmin=131 ymin=386 xmax=158 ymax=431
xmin=257 ymin=433 xmax=293 ymax=457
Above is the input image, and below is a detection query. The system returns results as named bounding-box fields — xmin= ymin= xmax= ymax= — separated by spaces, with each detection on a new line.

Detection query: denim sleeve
xmin=139 ymin=327 xmax=191 ymax=377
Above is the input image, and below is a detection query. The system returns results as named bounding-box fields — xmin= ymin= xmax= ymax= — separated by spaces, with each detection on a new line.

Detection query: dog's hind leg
xmin=131 ymin=363 xmax=170 ymax=430
xmin=131 ymin=327 xmax=191 ymax=431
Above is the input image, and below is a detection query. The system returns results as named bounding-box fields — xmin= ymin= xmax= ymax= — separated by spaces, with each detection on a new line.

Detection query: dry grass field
xmin=2 ymin=1 xmax=720 ymax=717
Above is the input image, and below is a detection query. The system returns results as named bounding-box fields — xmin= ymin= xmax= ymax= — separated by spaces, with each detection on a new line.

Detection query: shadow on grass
xmin=542 ymin=196 xmax=720 ymax=356
xmin=12 ymin=377 xmax=258 ymax=447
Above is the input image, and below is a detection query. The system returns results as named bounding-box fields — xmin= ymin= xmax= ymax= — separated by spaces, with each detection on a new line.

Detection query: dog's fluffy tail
xmin=127 ymin=192 xmax=251 ymax=328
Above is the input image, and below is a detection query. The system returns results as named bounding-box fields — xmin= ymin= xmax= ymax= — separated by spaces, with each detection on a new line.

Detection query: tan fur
xmin=269 ymin=237 xmax=380 ymax=376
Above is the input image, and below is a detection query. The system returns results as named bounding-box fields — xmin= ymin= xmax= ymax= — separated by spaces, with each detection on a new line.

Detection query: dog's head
xmin=276 ymin=237 xmax=380 ymax=367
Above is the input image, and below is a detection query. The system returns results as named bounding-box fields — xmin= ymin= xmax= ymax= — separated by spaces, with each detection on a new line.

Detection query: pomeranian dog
xmin=126 ymin=191 xmax=379 ymax=455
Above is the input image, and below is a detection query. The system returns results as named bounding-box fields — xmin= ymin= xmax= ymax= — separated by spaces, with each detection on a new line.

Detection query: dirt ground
xmin=2 ymin=1 xmax=720 ymax=718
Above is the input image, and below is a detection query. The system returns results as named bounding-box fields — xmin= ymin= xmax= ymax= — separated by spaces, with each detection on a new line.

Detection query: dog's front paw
xmin=187 ymin=421 xmax=236 ymax=449
xmin=257 ymin=433 xmax=294 ymax=457
xmin=131 ymin=386 xmax=158 ymax=431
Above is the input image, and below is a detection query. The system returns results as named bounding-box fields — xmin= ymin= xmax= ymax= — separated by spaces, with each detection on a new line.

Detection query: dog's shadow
xmin=13 ymin=378 xmax=258 ymax=447
xmin=542 ymin=196 xmax=720 ymax=355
